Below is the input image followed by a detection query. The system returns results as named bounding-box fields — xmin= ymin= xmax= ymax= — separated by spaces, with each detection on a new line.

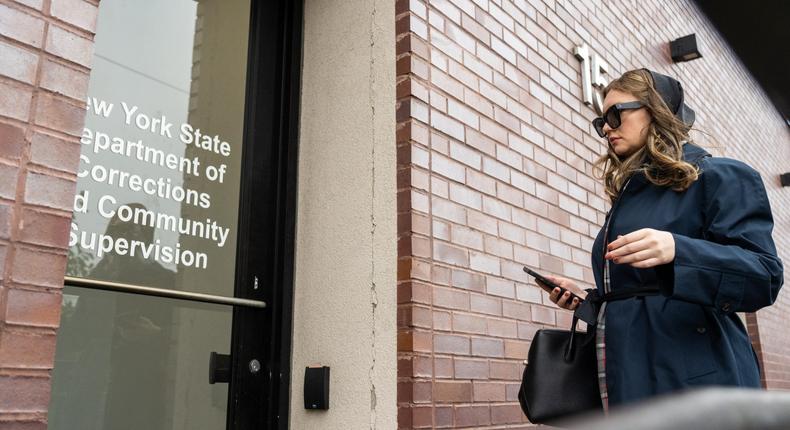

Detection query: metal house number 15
xmin=574 ymin=44 xmax=609 ymax=115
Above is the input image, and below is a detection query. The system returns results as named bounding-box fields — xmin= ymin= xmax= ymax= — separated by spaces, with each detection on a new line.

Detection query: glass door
xmin=49 ymin=0 xmax=302 ymax=428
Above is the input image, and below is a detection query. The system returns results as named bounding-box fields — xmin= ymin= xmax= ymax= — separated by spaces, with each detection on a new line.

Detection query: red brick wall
xmin=0 ymin=0 xmax=96 ymax=427
xmin=395 ymin=0 xmax=790 ymax=428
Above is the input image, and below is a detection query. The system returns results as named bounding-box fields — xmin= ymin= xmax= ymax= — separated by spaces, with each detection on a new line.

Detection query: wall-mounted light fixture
xmin=781 ymin=172 xmax=790 ymax=187
xmin=670 ymin=34 xmax=702 ymax=62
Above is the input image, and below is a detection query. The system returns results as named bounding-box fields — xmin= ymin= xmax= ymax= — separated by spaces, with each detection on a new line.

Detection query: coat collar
xmin=624 ymin=142 xmax=710 ymax=191
xmin=681 ymin=142 xmax=711 ymax=165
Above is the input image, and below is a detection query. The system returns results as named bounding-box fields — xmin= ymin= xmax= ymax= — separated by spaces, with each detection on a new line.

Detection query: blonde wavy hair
xmin=594 ymin=69 xmax=700 ymax=202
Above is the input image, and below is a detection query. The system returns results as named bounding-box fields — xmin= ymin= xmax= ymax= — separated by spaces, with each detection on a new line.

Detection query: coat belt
xmin=574 ymin=285 xmax=661 ymax=326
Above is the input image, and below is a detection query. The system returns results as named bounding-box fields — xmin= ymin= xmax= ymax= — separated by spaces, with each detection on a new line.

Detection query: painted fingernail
xmin=564 ymin=292 xmax=570 ymax=297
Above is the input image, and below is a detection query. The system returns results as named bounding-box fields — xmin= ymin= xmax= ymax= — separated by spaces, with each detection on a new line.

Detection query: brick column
xmin=0 ymin=0 xmax=97 ymax=427
xmin=394 ymin=0 xmax=789 ymax=428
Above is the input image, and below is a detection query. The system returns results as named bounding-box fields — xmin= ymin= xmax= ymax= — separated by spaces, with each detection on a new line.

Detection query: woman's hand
xmin=536 ymin=275 xmax=586 ymax=311
xmin=605 ymin=228 xmax=675 ymax=268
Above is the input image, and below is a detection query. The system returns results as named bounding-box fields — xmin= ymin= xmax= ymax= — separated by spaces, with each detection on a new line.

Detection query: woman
xmin=538 ymin=69 xmax=784 ymax=410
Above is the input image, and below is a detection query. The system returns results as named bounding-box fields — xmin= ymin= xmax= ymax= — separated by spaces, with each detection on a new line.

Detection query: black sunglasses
xmin=591 ymin=101 xmax=644 ymax=138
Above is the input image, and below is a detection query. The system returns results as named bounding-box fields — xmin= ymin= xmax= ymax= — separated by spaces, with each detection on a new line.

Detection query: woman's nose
xmin=602 ymin=122 xmax=612 ymax=134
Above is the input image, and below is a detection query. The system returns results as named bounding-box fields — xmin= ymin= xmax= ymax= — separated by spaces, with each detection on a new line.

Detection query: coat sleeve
xmin=656 ymin=157 xmax=784 ymax=313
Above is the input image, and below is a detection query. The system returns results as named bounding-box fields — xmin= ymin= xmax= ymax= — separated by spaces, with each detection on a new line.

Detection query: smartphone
xmin=523 ymin=267 xmax=582 ymax=302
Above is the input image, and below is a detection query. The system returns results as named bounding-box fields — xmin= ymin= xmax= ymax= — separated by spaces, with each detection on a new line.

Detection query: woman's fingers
xmin=612 ymin=248 xmax=655 ymax=265
xmin=606 ymin=229 xmax=648 ymax=252
xmin=549 ymin=288 xmax=570 ymax=308
xmin=606 ymin=229 xmax=676 ymax=267
xmin=630 ymin=257 xmax=664 ymax=269
xmin=545 ymin=275 xmax=577 ymax=291
xmin=606 ymin=237 xmax=651 ymax=260
xmin=560 ymin=292 xmax=581 ymax=310
xmin=557 ymin=291 xmax=570 ymax=307
xmin=544 ymin=274 xmax=560 ymax=285
xmin=547 ymin=275 xmax=573 ymax=290
xmin=556 ymin=290 xmax=574 ymax=309
xmin=542 ymin=276 xmax=584 ymax=310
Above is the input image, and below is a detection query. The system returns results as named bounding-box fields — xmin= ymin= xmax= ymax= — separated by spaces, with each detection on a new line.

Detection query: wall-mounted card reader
xmin=304 ymin=366 xmax=330 ymax=410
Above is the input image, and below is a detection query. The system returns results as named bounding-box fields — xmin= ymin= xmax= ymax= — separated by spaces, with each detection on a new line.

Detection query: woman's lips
xmin=609 ymin=137 xmax=620 ymax=144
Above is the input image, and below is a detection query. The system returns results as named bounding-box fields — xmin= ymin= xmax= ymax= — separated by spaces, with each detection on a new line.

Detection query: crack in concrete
xmin=368 ymin=1 xmax=379 ymax=429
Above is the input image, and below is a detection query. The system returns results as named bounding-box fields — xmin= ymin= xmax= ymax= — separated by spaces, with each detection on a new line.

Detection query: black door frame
xmin=229 ymin=0 xmax=303 ymax=428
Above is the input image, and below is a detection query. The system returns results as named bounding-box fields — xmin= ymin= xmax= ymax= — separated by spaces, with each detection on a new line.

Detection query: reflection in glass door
xmin=49 ymin=0 xmax=254 ymax=428
xmin=50 ymin=288 xmax=233 ymax=429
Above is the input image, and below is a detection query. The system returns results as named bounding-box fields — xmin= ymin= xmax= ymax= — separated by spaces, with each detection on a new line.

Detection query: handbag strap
xmin=563 ymin=316 xmax=581 ymax=362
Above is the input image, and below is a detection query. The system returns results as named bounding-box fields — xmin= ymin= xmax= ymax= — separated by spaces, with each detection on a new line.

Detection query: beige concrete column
xmin=290 ymin=0 xmax=396 ymax=429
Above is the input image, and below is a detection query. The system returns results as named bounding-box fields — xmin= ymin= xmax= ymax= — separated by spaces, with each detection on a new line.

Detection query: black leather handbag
xmin=517 ymin=314 xmax=602 ymax=424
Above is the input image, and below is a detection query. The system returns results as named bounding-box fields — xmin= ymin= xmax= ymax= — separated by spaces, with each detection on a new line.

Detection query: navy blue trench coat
xmin=591 ymin=143 xmax=784 ymax=406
